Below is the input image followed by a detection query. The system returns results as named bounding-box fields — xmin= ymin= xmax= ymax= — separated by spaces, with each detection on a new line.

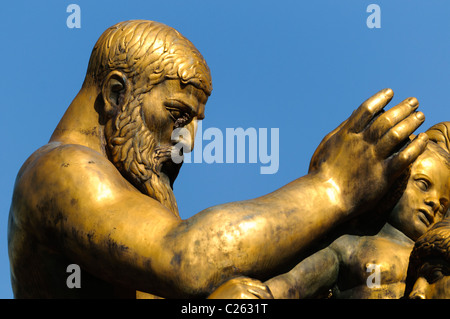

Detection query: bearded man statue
xmin=8 ymin=20 xmax=428 ymax=298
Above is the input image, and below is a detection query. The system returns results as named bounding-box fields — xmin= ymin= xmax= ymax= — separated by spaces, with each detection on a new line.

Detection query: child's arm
xmin=265 ymin=246 xmax=340 ymax=299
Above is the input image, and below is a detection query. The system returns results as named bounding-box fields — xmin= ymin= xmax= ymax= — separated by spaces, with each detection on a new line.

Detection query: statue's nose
xmin=408 ymin=277 xmax=428 ymax=299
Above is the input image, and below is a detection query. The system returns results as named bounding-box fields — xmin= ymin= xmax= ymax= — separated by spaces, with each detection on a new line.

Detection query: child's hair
xmin=424 ymin=121 xmax=450 ymax=168
xmin=426 ymin=122 xmax=450 ymax=154
xmin=425 ymin=140 xmax=450 ymax=170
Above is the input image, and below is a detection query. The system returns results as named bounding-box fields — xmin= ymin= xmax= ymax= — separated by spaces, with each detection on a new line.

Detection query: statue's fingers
xmin=344 ymin=88 xmax=394 ymax=134
xmin=247 ymin=287 xmax=274 ymax=299
xmin=366 ymin=97 xmax=419 ymax=142
xmin=239 ymin=277 xmax=274 ymax=299
xmin=377 ymin=111 xmax=425 ymax=158
xmin=386 ymin=133 xmax=428 ymax=178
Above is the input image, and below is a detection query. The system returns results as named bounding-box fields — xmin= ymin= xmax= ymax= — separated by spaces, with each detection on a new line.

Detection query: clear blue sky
xmin=1 ymin=0 xmax=450 ymax=298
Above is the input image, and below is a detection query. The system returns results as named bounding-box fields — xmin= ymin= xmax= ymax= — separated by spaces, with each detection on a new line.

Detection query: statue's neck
xmin=50 ymin=86 xmax=107 ymax=156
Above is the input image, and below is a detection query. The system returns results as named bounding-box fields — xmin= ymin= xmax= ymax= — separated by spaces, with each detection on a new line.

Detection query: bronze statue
xmin=405 ymin=217 xmax=450 ymax=299
xmin=264 ymin=131 xmax=450 ymax=298
xmin=8 ymin=20 xmax=429 ymax=298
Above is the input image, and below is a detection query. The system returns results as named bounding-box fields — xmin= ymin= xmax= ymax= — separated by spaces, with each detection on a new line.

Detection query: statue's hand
xmin=309 ymin=88 xmax=428 ymax=216
xmin=207 ymin=277 xmax=274 ymax=299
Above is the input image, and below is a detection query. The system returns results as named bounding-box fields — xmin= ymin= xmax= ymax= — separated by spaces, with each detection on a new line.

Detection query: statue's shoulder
xmin=9 ymin=142 xmax=128 ymax=253
xmin=328 ymin=234 xmax=362 ymax=260
xmin=11 ymin=142 xmax=133 ymax=228
xmin=17 ymin=142 xmax=91 ymax=173
xmin=33 ymin=142 xmax=106 ymax=164
xmin=14 ymin=142 xmax=124 ymax=196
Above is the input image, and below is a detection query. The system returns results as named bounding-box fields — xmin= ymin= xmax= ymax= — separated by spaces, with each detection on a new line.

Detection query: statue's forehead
xmin=413 ymin=151 xmax=450 ymax=191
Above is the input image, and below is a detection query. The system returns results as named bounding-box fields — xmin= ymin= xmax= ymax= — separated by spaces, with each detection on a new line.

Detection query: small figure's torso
xmin=330 ymin=226 xmax=414 ymax=299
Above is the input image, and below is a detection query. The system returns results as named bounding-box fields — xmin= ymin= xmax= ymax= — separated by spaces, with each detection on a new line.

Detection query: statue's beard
xmin=104 ymin=97 xmax=181 ymax=217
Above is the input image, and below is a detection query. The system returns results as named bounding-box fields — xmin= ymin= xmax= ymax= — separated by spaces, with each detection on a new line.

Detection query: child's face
xmin=408 ymin=259 xmax=450 ymax=299
xmin=389 ymin=148 xmax=450 ymax=241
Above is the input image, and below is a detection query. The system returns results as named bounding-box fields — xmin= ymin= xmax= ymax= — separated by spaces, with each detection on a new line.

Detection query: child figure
xmin=265 ymin=122 xmax=450 ymax=299
xmin=404 ymin=217 xmax=450 ymax=299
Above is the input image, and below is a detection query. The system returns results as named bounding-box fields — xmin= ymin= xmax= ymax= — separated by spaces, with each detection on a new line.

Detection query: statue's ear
xmin=101 ymin=71 xmax=130 ymax=117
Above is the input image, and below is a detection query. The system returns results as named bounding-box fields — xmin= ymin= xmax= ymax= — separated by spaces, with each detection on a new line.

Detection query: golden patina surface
xmin=405 ymin=217 xmax=450 ymax=299
xmin=8 ymin=20 xmax=436 ymax=299
xmin=403 ymin=122 xmax=450 ymax=299
xmin=264 ymin=125 xmax=450 ymax=299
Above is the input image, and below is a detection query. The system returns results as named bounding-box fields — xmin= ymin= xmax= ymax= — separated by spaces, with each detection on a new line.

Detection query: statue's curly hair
xmin=426 ymin=122 xmax=450 ymax=154
xmin=83 ymin=19 xmax=212 ymax=96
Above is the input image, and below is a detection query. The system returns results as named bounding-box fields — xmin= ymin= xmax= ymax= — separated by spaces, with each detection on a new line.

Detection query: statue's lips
xmin=417 ymin=209 xmax=434 ymax=227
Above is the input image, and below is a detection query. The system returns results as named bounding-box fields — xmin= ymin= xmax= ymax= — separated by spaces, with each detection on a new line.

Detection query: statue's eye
xmin=418 ymin=262 xmax=449 ymax=285
xmin=415 ymin=178 xmax=430 ymax=191
xmin=165 ymin=100 xmax=195 ymax=128
xmin=165 ymin=107 xmax=191 ymax=128
xmin=167 ymin=108 xmax=183 ymax=121
xmin=425 ymin=267 xmax=444 ymax=284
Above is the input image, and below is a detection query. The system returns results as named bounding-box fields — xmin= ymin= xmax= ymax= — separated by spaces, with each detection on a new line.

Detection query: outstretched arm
xmin=159 ymin=88 xmax=427 ymax=295
xmin=207 ymin=246 xmax=340 ymax=299
xmin=17 ymin=89 xmax=428 ymax=298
